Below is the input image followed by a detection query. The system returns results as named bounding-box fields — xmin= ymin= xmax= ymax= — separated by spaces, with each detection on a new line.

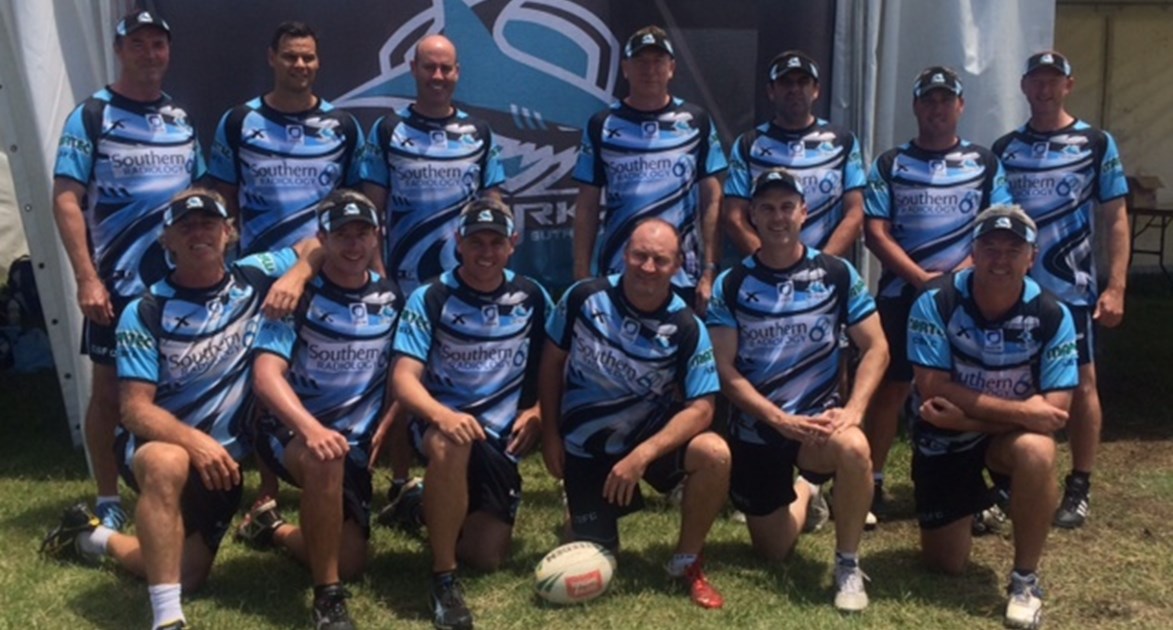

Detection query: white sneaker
xmin=1004 ymin=573 xmax=1044 ymax=629
xmin=729 ymin=510 xmax=747 ymax=523
xmin=833 ymin=563 xmax=869 ymax=612
xmin=864 ymin=511 xmax=878 ymax=530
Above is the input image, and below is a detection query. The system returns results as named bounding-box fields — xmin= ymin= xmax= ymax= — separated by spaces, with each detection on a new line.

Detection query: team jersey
xmin=209 ymin=97 xmax=363 ymax=255
xmin=548 ymin=275 xmax=720 ymax=459
xmin=53 ymin=87 xmax=206 ymax=302
xmin=393 ymin=269 xmax=550 ymax=452
xmin=865 ymin=140 xmax=1013 ymax=298
xmin=725 ymin=119 xmax=867 ymax=249
xmin=706 ymin=248 xmax=876 ymax=446
xmin=992 ymin=120 xmax=1129 ymax=306
xmin=254 ymin=271 xmax=403 ymax=458
xmin=907 ymin=269 xmax=1079 ymax=455
xmin=573 ymin=98 xmax=728 ymax=289
xmin=114 ymin=249 xmax=299 ymax=462
xmin=359 ymin=106 xmax=505 ymax=294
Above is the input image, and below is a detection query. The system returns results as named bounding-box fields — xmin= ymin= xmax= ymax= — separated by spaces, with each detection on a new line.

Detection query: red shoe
xmin=681 ymin=560 xmax=724 ymax=609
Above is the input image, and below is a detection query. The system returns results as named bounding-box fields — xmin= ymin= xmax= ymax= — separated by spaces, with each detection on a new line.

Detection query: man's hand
xmin=434 ymin=410 xmax=486 ymax=445
xmin=262 ymin=273 xmax=306 ymax=320
xmin=915 ymin=270 xmax=944 ymax=290
xmin=919 ymin=396 xmax=967 ymax=430
xmin=821 ymin=407 xmax=863 ymax=434
xmin=303 ymin=425 xmax=350 ymax=462
xmin=1018 ymin=395 xmax=1069 ymax=434
xmin=77 ymin=276 xmax=114 ymax=325
xmin=185 ymin=431 xmax=242 ymax=491
xmin=604 ymin=449 xmax=650 ymax=507
xmin=541 ymin=428 xmax=565 ymax=479
xmin=507 ymin=408 xmax=541 ymax=456
xmin=1094 ymin=286 xmax=1125 ymax=328
xmin=694 ymin=273 xmax=713 ymax=317
xmin=770 ymin=411 xmax=834 ymax=444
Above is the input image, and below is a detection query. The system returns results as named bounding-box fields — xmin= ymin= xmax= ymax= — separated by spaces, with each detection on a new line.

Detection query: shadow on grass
xmin=864 ymin=546 xmax=1004 ymax=617
xmin=67 ymin=571 xmax=148 ymax=628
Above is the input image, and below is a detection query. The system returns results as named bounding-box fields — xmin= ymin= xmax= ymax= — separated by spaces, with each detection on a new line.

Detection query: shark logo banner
xmin=158 ymin=0 xmax=835 ymax=293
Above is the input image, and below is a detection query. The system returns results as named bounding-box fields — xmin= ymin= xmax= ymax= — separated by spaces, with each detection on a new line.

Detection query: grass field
xmin=2 ymin=280 xmax=1171 ymax=629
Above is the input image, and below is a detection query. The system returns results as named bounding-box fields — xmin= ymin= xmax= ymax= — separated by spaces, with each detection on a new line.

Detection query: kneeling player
xmin=393 ymin=199 xmax=551 ymax=630
xmin=707 ymin=170 xmax=888 ymax=611
xmin=908 ymin=205 xmax=1077 ymax=629
xmin=239 ymin=190 xmax=402 ymax=630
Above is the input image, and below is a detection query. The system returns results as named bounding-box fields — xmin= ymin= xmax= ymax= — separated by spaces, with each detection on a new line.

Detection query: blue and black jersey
xmin=393 ymin=269 xmax=550 ymax=455
xmin=114 ymin=249 xmax=299 ymax=462
xmin=209 ymin=97 xmax=363 ymax=255
xmin=907 ymin=269 xmax=1079 ymax=455
xmin=725 ymin=120 xmax=867 ymax=250
xmin=993 ymin=120 xmax=1129 ymax=306
xmin=359 ymin=107 xmax=505 ymax=294
xmin=53 ymin=87 xmax=206 ymax=302
xmin=573 ymin=98 xmax=728 ymax=289
xmin=254 ymin=271 xmax=403 ymax=460
xmin=865 ymin=140 xmax=1012 ymax=298
xmin=548 ymin=275 xmax=720 ymax=459
xmin=706 ymin=249 xmax=876 ymax=446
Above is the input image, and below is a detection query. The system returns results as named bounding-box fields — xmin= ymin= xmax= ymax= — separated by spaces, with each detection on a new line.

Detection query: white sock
xmin=872 ymin=472 xmax=884 ymax=484
xmin=666 ymin=553 xmax=698 ymax=577
xmin=96 ymin=495 xmax=121 ymax=507
xmin=148 ymin=583 xmax=184 ymax=629
xmin=77 ymin=525 xmax=114 ymax=556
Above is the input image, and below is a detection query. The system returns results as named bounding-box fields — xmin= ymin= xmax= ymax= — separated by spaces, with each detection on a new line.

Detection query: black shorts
xmin=876 ymin=293 xmax=916 ymax=381
xmin=1066 ymin=304 xmax=1094 ymax=366
xmin=115 ymin=431 xmax=243 ymax=552
xmin=81 ymin=295 xmax=131 ymax=365
xmin=562 ymin=441 xmax=690 ymax=550
xmin=728 ymin=436 xmax=833 ymax=517
xmin=410 ymin=418 xmax=522 ymax=526
xmin=911 ymin=438 xmax=994 ymax=530
xmin=256 ymin=421 xmax=374 ymax=538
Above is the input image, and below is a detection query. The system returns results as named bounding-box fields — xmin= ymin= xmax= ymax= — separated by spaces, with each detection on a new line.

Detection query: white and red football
xmin=534 ymin=541 xmax=617 ymax=604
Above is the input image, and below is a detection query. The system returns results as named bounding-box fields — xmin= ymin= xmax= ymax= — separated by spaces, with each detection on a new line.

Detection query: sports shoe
xmin=235 ymin=496 xmax=285 ymax=549
xmin=1053 ymin=474 xmax=1090 ymax=529
xmin=313 ymin=584 xmax=356 ymax=630
xmin=376 ymin=478 xmax=424 ymax=530
xmin=154 ymin=620 xmax=187 ymax=630
xmin=679 ymin=559 xmax=724 ymax=609
xmin=40 ymin=503 xmax=100 ymax=562
xmin=96 ymin=501 xmax=129 ymax=531
xmin=833 ymin=562 xmax=870 ymax=612
xmin=803 ymin=484 xmax=830 ymax=533
xmin=973 ymin=503 xmax=1009 ymax=536
xmin=431 ymin=574 xmax=473 ymax=630
xmin=870 ymin=481 xmax=888 ymax=520
xmin=864 ymin=511 xmax=878 ymax=531
xmin=1004 ymin=572 xmax=1044 ymax=629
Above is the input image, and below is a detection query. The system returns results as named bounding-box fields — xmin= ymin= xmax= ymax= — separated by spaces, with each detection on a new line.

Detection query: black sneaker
xmin=1053 ymin=474 xmax=1090 ymax=529
xmin=313 ymin=584 xmax=356 ymax=630
xmin=235 ymin=497 xmax=285 ymax=549
xmin=154 ymin=620 xmax=187 ymax=630
xmin=431 ymin=574 xmax=473 ymax=630
xmin=870 ymin=481 xmax=888 ymax=520
xmin=377 ymin=478 xmax=424 ymax=531
xmin=40 ymin=503 xmax=100 ymax=562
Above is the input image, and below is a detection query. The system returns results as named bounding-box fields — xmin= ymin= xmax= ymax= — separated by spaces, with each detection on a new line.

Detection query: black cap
xmin=751 ymin=168 xmax=805 ymax=200
xmin=115 ymin=10 xmax=171 ymax=39
xmin=624 ymin=27 xmax=675 ymax=59
xmin=913 ymin=66 xmax=963 ymax=98
xmin=1024 ymin=51 xmax=1072 ymax=77
xmin=972 ymin=205 xmax=1038 ymax=245
xmin=768 ymin=51 xmax=819 ymax=82
xmin=458 ymin=198 xmax=515 ymax=237
xmin=164 ymin=193 xmax=228 ymax=227
xmin=318 ymin=194 xmax=380 ymax=232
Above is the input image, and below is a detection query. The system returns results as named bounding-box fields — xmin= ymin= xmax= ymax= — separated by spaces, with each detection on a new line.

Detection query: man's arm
xmin=52 ymin=178 xmax=113 ymax=325
xmin=261 ymin=238 xmax=326 ymax=319
xmin=825 ymin=312 xmax=889 ymax=431
xmin=914 ymin=367 xmax=1072 ymax=434
xmin=572 ymin=184 xmax=602 ymax=281
xmin=694 ymin=176 xmax=723 ymax=316
xmin=393 ymin=355 xmax=485 ymax=445
xmin=253 ymin=353 xmax=349 ymax=461
xmin=821 ymin=190 xmax=864 ymax=259
xmin=864 ymin=218 xmax=940 ymax=289
xmin=603 ymin=394 xmax=715 ymax=507
xmin=537 ymin=339 xmax=569 ymax=478
xmin=722 ymin=197 xmax=759 ymax=256
xmin=1095 ymin=197 xmax=1129 ymax=328
xmin=120 ymin=380 xmax=240 ymax=490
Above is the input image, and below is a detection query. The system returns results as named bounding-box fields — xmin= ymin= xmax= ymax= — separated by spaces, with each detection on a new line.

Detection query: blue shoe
xmin=96 ymin=501 xmax=128 ymax=531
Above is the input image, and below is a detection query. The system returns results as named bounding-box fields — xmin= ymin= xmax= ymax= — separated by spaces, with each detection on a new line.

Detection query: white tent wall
xmin=0 ymin=151 xmax=29 ymax=278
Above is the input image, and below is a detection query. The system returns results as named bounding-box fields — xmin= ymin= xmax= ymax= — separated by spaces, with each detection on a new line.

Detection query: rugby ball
xmin=534 ymin=541 xmax=617 ymax=604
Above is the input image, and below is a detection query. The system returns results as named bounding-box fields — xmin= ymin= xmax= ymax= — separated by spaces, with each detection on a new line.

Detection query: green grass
xmin=2 ymin=282 xmax=1171 ymax=628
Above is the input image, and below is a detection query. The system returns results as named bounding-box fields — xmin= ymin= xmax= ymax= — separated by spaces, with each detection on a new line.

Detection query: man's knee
xmin=424 ymin=430 xmax=472 ymax=469
xmin=831 ymin=426 xmax=871 ymax=467
xmin=292 ymin=446 xmax=345 ymax=489
xmin=134 ymin=444 xmax=191 ymax=494
xmin=686 ymin=432 xmax=731 ymax=472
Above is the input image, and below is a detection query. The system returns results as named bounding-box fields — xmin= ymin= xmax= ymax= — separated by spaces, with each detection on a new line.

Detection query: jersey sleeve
xmin=704 ymin=269 xmax=737 ymax=328
xmin=700 ymin=115 xmax=729 ymax=178
xmin=844 ymin=134 xmax=867 ymax=191
xmin=546 ymin=285 xmax=575 ymax=349
xmin=53 ymin=105 xmax=94 ymax=184
xmin=1098 ymin=132 xmax=1129 ymax=202
xmin=481 ymin=126 xmax=507 ymax=189
xmin=572 ymin=113 xmax=605 ymax=186
xmin=392 ymin=287 xmax=433 ymax=363
xmin=190 ymin=136 xmax=208 ymax=181
xmin=906 ymin=290 xmax=951 ymax=371
xmin=254 ymin=314 xmax=297 ymax=361
xmin=844 ymin=261 xmax=877 ymax=325
xmin=343 ymin=114 xmax=366 ymax=187
xmin=208 ymin=110 xmax=237 ymax=184
xmin=864 ymin=158 xmax=892 ymax=219
xmin=115 ymin=300 xmax=159 ymax=383
xmin=723 ymin=134 xmax=752 ymax=198
xmin=988 ymin=158 xmax=1014 ymax=205
xmin=359 ymin=118 xmax=390 ymax=188
xmin=1040 ymin=303 xmax=1079 ymax=392
xmin=237 ymin=247 xmax=299 ymax=279
xmin=683 ymin=319 xmax=720 ymax=400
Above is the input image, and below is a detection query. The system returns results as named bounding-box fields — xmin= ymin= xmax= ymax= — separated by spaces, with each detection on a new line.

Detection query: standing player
xmin=708 ymin=170 xmax=887 ymax=611
xmin=541 ymin=219 xmax=731 ymax=610
xmin=572 ymin=25 xmax=727 ymax=313
xmin=237 ymin=191 xmax=402 ymax=630
xmin=908 ymin=205 xmax=1078 ymax=629
xmin=863 ymin=66 xmax=1012 ymax=519
xmin=40 ymin=190 xmax=316 ymax=630
xmin=210 ymin=21 xmax=364 ymax=256
xmin=392 ymin=199 xmax=550 ymax=630
xmin=51 ymin=9 xmax=205 ymax=532
xmin=992 ymin=52 xmax=1130 ymax=529
xmin=723 ymin=51 xmax=866 ymax=259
